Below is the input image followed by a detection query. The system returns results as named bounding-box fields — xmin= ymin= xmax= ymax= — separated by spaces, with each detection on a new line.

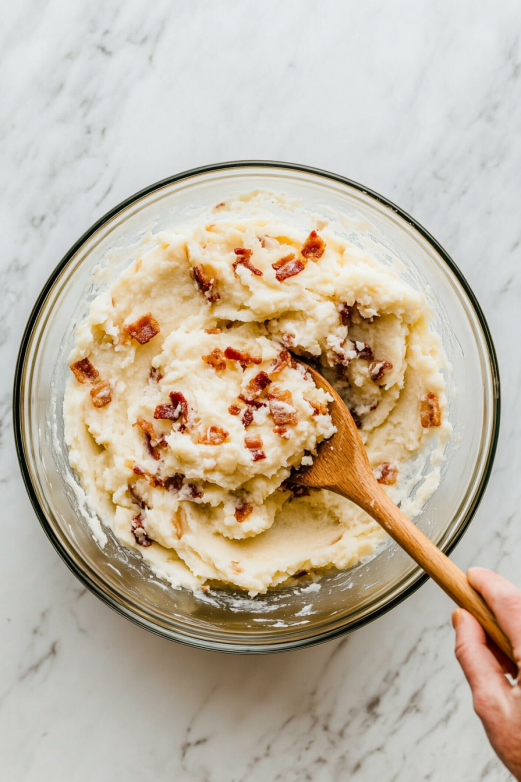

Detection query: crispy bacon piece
xmin=198 ymin=426 xmax=229 ymax=445
xmin=233 ymin=248 xmax=263 ymax=277
xmin=245 ymin=434 xmax=263 ymax=449
xmin=136 ymin=417 xmax=157 ymax=440
xmin=240 ymin=398 xmax=266 ymax=409
xmin=304 ymin=397 xmax=328 ymax=416
xmin=354 ymin=341 xmax=374 ymax=361
xmin=420 ymin=392 xmax=441 ymax=428
xmin=193 ymin=265 xmax=220 ymax=303
xmin=370 ymin=360 xmax=393 ymax=383
xmin=131 ymin=514 xmax=152 ymax=547
xmin=224 ymin=346 xmax=262 ymax=369
xmin=205 ymin=328 xmax=221 ymax=334
xmin=215 ymin=202 xmax=225 ymax=209
xmin=235 ymin=503 xmax=253 ymax=523
xmin=153 ymin=405 xmax=178 ymax=421
xmin=90 ymin=380 xmax=112 ymax=408
xmin=273 ymin=426 xmax=290 ymax=439
xmin=301 ymin=230 xmax=325 ymax=261
xmin=270 ymin=348 xmax=291 ymax=374
xmin=133 ymin=464 xmax=145 ymax=475
xmin=170 ymin=392 xmax=189 ymax=418
xmin=165 ymin=474 xmax=184 ymax=493
xmin=228 ymin=404 xmax=241 ymax=416
xmin=70 ymin=358 xmax=99 ymax=384
xmin=241 ymin=408 xmax=254 ymax=428
xmin=268 ymin=387 xmax=298 ymax=426
xmin=244 ymin=434 xmax=266 ymax=461
xmin=129 ymin=484 xmax=148 ymax=510
xmin=240 ymin=371 xmax=272 ymax=403
xmin=202 ymin=348 xmax=227 ymax=372
xmin=149 ymin=366 xmax=163 ymax=383
xmin=338 ymin=303 xmax=354 ymax=327
xmin=374 ymin=462 xmax=398 ymax=486
xmin=145 ymin=434 xmax=162 ymax=461
xmin=187 ymin=484 xmax=204 ymax=499
xmin=272 ymin=254 xmax=305 ymax=282
xmin=123 ymin=313 xmax=160 ymax=345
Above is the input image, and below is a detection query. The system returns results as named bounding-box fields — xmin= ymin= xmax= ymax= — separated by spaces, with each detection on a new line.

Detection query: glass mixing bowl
xmin=14 ymin=161 xmax=500 ymax=653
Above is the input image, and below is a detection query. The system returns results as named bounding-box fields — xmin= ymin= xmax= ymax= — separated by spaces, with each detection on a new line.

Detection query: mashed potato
xmin=64 ymin=191 xmax=450 ymax=595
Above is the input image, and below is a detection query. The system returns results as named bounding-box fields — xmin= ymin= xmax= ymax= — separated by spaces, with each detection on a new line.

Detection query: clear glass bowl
xmin=13 ymin=162 xmax=500 ymax=653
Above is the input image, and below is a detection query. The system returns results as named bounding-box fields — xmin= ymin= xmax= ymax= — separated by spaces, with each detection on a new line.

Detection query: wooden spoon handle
xmin=358 ymin=484 xmax=516 ymax=666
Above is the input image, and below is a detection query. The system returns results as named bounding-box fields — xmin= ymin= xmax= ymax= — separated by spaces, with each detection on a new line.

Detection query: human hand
xmin=453 ymin=567 xmax=521 ymax=780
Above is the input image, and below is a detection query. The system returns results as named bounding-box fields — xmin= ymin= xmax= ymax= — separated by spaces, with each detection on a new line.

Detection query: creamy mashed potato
xmin=64 ymin=191 xmax=450 ymax=595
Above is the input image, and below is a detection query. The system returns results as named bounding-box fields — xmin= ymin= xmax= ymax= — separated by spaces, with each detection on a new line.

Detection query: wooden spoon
xmin=291 ymin=363 xmax=516 ymax=672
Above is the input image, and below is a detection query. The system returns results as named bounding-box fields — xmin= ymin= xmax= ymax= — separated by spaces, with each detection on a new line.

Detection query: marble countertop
xmin=2 ymin=1 xmax=520 ymax=779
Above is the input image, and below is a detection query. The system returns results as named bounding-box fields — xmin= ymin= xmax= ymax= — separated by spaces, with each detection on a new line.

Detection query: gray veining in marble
xmin=1 ymin=1 xmax=520 ymax=779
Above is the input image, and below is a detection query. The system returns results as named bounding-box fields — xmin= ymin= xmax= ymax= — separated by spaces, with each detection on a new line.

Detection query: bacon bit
xmin=420 ymin=392 xmax=441 ymax=428
xmin=301 ymin=230 xmax=326 ymax=261
xmin=149 ymin=366 xmax=163 ymax=383
xmin=90 ymin=380 xmax=112 ymax=408
xmin=338 ymin=303 xmax=354 ymax=327
xmin=233 ymin=248 xmax=263 ymax=277
xmin=123 ymin=312 xmax=160 ymax=344
xmin=136 ymin=417 xmax=157 ymax=440
xmin=165 ymin=474 xmax=184 ymax=493
xmin=241 ymin=408 xmax=254 ymax=428
xmin=187 ymin=484 xmax=204 ymax=499
xmin=240 ymin=371 xmax=272 ymax=402
xmin=193 ymin=265 xmax=220 ymax=303
xmin=201 ymin=584 xmax=210 ymax=594
xmin=268 ymin=387 xmax=298 ymax=426
xmin=215 ymin=202 xmax=225 ymax=209
xmin=133 ymin=464 xmax=145 ymax=475
xmin=250 ymin=449 xmax=266 ymax=461
xmin=245 ymin=434 xmax=263 ymax=449
xmin=129 ymin=484 xmax=148 ymax=510
xmin=273 ymin=426 xmax=290 ymax=439
xmin=270 ymin=348 xmax=291 ymax=374
xmin=374 ymin=462 xmax=399 ymax=485
xmin=169 ymin=391 xmax=189 ymax=419
xmin=154 ymin=404 xmax=179 ymax=421
xmin=235 ymin=503 xmax=253 ymax=523
xmin=157 ymin=438 xmax=168 ymax=449
xmin=202 ymin=348 xmax=227 ymax=372
xmin=223 ymin=346 xmax=262 ymax=368
xmin=240 ymin=398 xmax=266 ymax=409
xmin=205 ymin=328 xmax=221 ymax=334
xmin=228 ymin=404 xmax=242 ymax=416
xmin=145 ymin=434 xmax=162 ymax=461
xmin=370 ymin=360 xmax=393 ymax=382
xmin=198 ymin=425 xmax=229 ymax=445
xmin=281 ymin=333 xmax=296 ymax=348
xmin=70 ymin=358 xmax=99 ymax=384
xmin=304 ymin=397 xmax=328 ymax=416
xmin=272 ymin=254 xmax=306 ymax=282
xmin=131 ymin=514 xmax=152 ymax=547
xmin=354 ymin=341 xmax=374 ymax=361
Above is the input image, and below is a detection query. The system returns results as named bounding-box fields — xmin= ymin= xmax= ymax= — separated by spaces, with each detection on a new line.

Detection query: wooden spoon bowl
xmin=291 ymin=363 xmax=516 ymax=672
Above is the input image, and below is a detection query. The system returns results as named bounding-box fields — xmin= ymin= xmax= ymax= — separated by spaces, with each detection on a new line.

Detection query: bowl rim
xmin=13 ymin=159 xmax=501 ymax=653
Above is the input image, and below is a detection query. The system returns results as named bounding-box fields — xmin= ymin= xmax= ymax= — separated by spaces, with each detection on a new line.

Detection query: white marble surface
xmin=2 ymin=1 xmax=520 ymax=779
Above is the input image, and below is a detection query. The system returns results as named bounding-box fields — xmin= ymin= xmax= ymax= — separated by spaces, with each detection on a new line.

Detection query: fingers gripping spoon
xmin=291 ymin=363 xmax=516 ymax=672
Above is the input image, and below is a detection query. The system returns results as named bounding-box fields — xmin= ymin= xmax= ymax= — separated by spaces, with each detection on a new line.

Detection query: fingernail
xmin=452 ymin=609 xmax=461 ymax=629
